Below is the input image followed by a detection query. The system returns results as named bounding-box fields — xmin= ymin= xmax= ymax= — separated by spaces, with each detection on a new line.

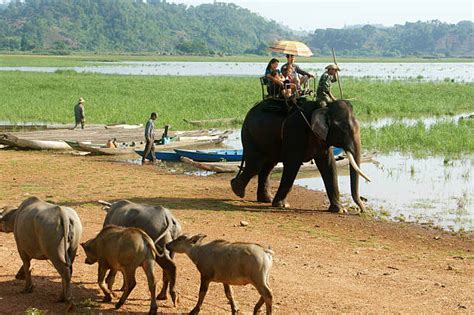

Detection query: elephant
xmin=230 ymin=99 xmax=370 ymax=213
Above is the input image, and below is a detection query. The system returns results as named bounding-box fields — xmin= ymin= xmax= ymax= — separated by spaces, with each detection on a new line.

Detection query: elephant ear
xmin=311 ymin=108 xmax=329 ymax=141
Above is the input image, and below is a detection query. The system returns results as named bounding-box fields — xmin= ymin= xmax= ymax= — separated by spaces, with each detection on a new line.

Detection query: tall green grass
xmin=362 ymin=119 xmax=474 ymax=156
xmin=0 ymin=71 xmax=259 ymax=129
xmin=1 ymin=71 xmax=472 ymax=128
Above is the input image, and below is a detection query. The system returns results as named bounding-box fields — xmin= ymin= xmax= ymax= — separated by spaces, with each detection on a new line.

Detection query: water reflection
xmin=295 ymin=153 xmax=473 ymax=231
xmin=1 ymin=62 xmax=473 ymax=82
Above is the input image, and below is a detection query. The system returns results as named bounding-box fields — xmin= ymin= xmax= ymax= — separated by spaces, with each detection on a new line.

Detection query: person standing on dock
xmin=73 ymin=97 xmax=85 ymax=129
xmin=142 ymin=112 xmax=158 ymax=164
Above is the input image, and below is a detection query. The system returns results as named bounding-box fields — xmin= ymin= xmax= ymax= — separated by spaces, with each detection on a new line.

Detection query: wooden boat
xmin=0 ymin=133 xmax=72 ymax=150
xmin=174 ymin=149 xmax=243 ymax=162
xmin=65 ymin=140 xmax=137 ymax=155
xmin=104 ymin=123 xmax=143 ymax=130
xmin=135 ymin=150 xmax=181 ymax=162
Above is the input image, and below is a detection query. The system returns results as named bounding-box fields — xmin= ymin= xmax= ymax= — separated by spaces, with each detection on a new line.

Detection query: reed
xmin=362 ymin=119 xmax=474 ymax=155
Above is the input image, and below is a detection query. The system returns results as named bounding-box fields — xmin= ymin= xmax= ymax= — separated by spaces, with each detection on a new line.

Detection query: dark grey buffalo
xmin=102 ymin=199 xmax=181 ymax=306
xmin=0 ymin=196 xmax=83 ymax=304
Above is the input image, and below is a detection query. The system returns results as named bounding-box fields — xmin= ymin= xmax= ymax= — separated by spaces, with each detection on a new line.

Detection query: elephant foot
xmin=272 ymin=199 xmax=290 ymax=208
xmin=231 ymin=178 xmax=245 ymax=198
xmin=257 ymin=192 xmax=273 ymax=203
xmin=328 ymin=204 xmax=346 ymax=213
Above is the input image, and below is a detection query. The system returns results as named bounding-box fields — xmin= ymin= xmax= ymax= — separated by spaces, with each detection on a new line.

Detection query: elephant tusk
xmin=346 ymin=151 xmax=372 ymax=182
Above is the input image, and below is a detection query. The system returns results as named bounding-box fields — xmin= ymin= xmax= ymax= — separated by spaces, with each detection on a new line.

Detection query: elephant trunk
xmin=346 ymin=146 xmax=369 ymax=212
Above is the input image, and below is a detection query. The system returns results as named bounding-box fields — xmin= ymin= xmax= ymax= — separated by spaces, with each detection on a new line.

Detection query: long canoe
xmin=65 ymin=141 xmax=137 ymax=155
xmin=0 ymin=133 xmax=72 ymax=150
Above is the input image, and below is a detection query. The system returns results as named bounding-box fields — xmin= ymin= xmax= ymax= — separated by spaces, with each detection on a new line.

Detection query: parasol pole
xmin=332 ymin=48 xmax=343 ymax=99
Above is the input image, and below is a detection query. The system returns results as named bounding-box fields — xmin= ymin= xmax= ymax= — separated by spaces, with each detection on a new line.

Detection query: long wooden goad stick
xmin=332 ymin=48 xmax=344 ymax=99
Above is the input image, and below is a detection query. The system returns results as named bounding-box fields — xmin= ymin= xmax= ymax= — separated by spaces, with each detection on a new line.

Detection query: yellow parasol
xmin=268 ymin=40 xmax=313 ymax=57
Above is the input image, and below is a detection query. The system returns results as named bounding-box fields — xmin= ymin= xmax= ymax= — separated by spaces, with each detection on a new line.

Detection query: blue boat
xmin=174 ymin=149 xmax=243 ymax=162
xmin=136 ymin=147 xmax=343 ymax=163
xmin=135 ymin=150 xmax=181 ymax=161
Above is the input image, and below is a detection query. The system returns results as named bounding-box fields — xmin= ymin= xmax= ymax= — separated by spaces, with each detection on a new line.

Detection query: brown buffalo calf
xmin=81 ymin=225 xmax=162 ymax=315
xmin=166 ymin=234 xmax=274 ymax=315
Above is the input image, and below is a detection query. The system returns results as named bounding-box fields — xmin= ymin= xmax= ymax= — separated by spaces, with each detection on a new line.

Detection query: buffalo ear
xmin=189 ymin=234 xmax=207 ymax=244
xmin=311 ymin=108 xmax=329 ymax=141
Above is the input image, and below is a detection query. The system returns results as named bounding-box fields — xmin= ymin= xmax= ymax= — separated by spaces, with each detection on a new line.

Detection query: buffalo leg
xmin=190 ymin=276 xmax=210 ymax=315
xmin=115 ymin=268 xmax=136 ymax=309
xmin=143 ymin=259 xmax=158 ymax=315
xmin=98 ymin=265 xmax=114 ymax=302
xmin=15 ymin=266 xmax=25 ymax=280
xmin=257 ymin=161 xmax=277 ymax=203
xmin=51 ymin=260 xmax=72 ymax=303
xmin=19 ymin=251 xmax=33 ymax=294
xmin=223 ymin=284 xmax=239 ymax=314
xmin=156 ymin=254 xmax=177 ymax=306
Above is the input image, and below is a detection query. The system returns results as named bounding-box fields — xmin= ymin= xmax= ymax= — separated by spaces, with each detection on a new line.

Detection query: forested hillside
xmin=0 ymin=0 xmax=288 ymax=54
xmin=305 ymin=20 xmax=473 ymax=57
xmin=0 ymin=0 xmax=472 ymax=57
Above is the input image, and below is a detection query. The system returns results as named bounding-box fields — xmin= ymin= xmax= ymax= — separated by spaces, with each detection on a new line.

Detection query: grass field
xmin=1 ymin=70 xmax=473 ymax=154
xmin=362 ymin=119 xmax=474 ymax=156
xmin=1 ymin=53 xmax=473 ymax=67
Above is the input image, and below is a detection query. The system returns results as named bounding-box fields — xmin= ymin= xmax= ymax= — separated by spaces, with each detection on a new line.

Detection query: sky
xmin=168 ymin=0 xmax=474 ymax=31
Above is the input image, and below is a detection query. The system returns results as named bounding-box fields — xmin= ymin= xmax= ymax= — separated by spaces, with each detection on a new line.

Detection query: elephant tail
xmin=234 ymin=150 xmax=245 ymax=179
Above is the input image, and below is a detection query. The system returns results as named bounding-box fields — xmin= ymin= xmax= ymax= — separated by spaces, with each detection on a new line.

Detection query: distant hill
xmin=0 ymin=0 xmax=290 ymax=54
xmin=305 ymin=20 xmax=473 ymax=57
xmin=0 ymin=1 xmax=472 ymax=58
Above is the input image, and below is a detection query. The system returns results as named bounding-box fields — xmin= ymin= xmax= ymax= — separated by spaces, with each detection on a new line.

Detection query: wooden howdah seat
xmin=259 ymin=76 xmax=315 ymax=101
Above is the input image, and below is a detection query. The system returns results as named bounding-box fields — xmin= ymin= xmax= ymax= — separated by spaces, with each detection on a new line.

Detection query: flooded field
xmin=223 ymin=128 xmax=473 ymax=232
xmin=296 ymin=154 xmax=473 ymax=232
xmin=1 ymin=62 xmax=473 ymax=82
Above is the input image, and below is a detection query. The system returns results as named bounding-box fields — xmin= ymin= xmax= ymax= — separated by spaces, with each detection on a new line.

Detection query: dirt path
xmin=0 ymin=150 xmax=472 ymax=314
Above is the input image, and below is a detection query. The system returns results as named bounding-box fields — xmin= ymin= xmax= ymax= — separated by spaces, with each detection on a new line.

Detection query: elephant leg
xmin=314 ymin=151 xmax=343 ymax=212
xmin=272 ymin=160 xmax=301 ymax=208
xmin=231 ymin=153 xmax=264 ymax=199
xmin=257 ymin=161 xmax=277 ymax=203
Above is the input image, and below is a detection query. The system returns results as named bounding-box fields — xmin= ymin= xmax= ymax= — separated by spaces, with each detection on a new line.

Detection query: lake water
xmin=1 ymin=62 xmax=473 ymax=82
xmin=222 ymin=123 xmax=473 ymax=232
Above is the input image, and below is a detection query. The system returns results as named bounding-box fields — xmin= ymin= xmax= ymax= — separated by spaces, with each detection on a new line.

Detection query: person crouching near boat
xmin=142 ymin=112 xmax=157 ymax=164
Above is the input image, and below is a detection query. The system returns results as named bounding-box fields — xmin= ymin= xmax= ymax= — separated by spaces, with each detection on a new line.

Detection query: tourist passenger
xmin=281 ymin=64 xmax=297 ymax=98
xmin=142 ymin=112 xmax=158 ymax=164
xmin=316 ymin=64 xmax=340 ymax=107
xmin=281 ymin=54 xmax=314 ymax=93
xmin=73 ymin=97 xmax=85 ymax=129
xmin=264 ymin=58 xmax=284 ymax=97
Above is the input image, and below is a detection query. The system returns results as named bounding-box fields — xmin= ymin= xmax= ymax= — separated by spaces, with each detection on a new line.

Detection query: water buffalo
xmin=167 ymin=234 xmax=274 ymax=315
xmin=0 ymin=196 xmax=83 ymax=304
xmin=102 ymin=199 xmax=181 ymax=305
xmin=82 ymin=225 xmax=162 ymax=315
